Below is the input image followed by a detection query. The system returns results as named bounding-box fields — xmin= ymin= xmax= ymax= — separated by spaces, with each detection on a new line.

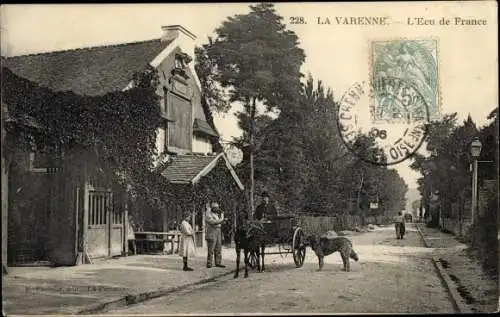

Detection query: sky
xmin=1 ymin=2 xmax=497 ymax=195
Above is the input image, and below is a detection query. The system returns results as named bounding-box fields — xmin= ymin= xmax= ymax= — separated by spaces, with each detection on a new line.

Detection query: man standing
xmin=205 ymin=202 xmax=226 ymax=268
xmin=254 ymin=191 xmax=278 ymax=221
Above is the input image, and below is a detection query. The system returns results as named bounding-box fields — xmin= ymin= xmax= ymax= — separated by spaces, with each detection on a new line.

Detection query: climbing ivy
xmin=2 ymin=66 xmax=170 ymax=209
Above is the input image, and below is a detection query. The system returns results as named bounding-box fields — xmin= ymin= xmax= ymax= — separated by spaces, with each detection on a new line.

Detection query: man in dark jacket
xmin=254 ymin=191 xmax=277 ymax=221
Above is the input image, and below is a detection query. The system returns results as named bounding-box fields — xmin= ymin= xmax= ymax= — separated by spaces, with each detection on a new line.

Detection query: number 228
xmin=289 ymin=17 xmax=306 ymax=24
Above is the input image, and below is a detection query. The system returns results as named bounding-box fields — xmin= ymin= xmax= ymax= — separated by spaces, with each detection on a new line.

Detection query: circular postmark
xmin=336 ymin=80 xmax=429 ymax=166
xmin=337 ymin=39 xmax=438 ymax=166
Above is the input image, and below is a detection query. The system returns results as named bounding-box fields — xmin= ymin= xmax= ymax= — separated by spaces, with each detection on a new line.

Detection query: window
xmin=87 ymin=191 xmax=117 ymax=226
xmin=29 ymin=150 xmax=55 ymax=173
xmin=172 ymin=53 xmax=190 ymax=80
xmin=174 ymin=53 xmax=192 ymax=69
xmin=156 ymin=88 xmax=171 ymax=154
xmin=174 ymin=57 xmax=184 ymax=69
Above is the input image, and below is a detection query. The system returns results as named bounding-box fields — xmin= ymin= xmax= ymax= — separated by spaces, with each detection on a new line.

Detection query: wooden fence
xmin=297 ymin=214 xmax=390 ymax=236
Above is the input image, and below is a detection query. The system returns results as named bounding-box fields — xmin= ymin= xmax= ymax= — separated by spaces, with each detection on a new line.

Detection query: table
xmin=134 ymin=231 xmax=182 ymax=255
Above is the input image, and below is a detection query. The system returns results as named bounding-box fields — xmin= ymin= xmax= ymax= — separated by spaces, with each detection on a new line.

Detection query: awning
xmin=193 ymin=118 xmax=219 ymax=138
xmin=161 ymin=152 xmax=244 ymax=190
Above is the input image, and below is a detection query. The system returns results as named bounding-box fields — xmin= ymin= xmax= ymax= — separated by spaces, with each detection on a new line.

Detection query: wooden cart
xmin=248 ymin=214 xmax=307 ymax=268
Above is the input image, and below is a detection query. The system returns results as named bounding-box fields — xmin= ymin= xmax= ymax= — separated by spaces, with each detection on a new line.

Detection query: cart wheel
xmin=248 ymin=251 xmax=259 ymax=270
xmin=292 ymin=227 xmax=306 ymax=268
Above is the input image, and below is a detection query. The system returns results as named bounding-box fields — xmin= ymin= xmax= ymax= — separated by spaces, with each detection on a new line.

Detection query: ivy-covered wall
xmin=7 ymin=165 xmax=51 ymax=264
xmin=2 ymin=66 xmax=166 ymax=265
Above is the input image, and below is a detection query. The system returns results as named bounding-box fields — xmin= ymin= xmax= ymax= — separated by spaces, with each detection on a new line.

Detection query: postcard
xmin=1 ymin=2 xmax=498 ymax=315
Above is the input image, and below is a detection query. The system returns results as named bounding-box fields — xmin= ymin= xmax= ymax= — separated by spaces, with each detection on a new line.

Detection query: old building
xmin=3 ymin=25 xmax=244 ymax=266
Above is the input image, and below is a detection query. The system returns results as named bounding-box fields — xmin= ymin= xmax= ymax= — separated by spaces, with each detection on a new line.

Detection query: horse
xmin=234 ymin=212 xmax=267 ymax=278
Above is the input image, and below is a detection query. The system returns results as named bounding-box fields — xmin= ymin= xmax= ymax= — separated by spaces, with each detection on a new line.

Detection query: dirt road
xmin=108 ymin=224 xmax=456 ymax=314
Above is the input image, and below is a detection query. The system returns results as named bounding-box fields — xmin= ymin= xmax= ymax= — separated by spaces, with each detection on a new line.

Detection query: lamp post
xmin=470 ymin=137 xmax=482 ymax=225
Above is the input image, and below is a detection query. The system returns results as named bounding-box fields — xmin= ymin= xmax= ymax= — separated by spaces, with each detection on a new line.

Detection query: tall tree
xmin=299 ymin=76 xmax=351 ymax=212
xmin=194 ymin=45 xmax=232 ymax=153
xmin=477 ymin=108 xmax=498 ymax=182
xmin=410 ymin=113 xmax=479 ymax=221
xmin=206 ymin=3 xmax=305 ymax=216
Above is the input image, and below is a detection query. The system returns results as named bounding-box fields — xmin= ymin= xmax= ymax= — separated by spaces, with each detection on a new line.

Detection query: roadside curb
xmin=431 ymin=256 xmax=473 ymax=314
xmin=415 ymin=224 xmax=431 ymax=248
xmin=77 ymin=269 xmax=238 ymax=315
xmin=415 ymin=224 xmax=470 ymax=314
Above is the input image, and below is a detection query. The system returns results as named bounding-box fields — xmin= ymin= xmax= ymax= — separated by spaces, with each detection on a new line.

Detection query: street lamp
xmin=470 ymin=137 xmax=482 ymax=224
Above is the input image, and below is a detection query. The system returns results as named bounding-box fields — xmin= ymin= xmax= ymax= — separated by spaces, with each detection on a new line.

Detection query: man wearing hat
xmin=205 ymin=202 xmax=226 ymax=268
xmin=254 ymin=191 xmax=278 ymax=221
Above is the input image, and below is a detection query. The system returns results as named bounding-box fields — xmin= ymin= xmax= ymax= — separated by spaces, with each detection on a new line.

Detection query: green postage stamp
xmin=337 ymin=39 xmax=441 ymax=165
xmin=371 ymin=39 xmax=440 ymax=123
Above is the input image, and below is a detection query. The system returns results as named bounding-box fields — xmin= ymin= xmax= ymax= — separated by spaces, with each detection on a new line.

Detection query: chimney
xmin=161 ymin=25 xmax=197 ymax=59
xmin=161 ymin=25 xmax=197 ymax=42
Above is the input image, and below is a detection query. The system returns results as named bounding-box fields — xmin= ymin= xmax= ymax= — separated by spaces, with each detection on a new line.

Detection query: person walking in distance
xmin=179 ymin=212 xmax=196 ymax=271
xmin=205 ymin=202 xmax=226 ymax=268
xmin=393 ymin=211 xmax=405 ymax=239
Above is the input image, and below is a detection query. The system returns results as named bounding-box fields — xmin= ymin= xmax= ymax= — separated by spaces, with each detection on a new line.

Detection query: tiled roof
xmin=161 ymin=153 xmax=244 ymax=190
xmin=3 ymin=39 xmax=170 ymax=96
xmin=162 ymin=154 xmax=220 ymax=183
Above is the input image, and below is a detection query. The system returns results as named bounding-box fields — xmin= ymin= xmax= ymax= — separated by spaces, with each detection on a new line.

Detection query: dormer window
xmin=174 ymin=56 xmax=184 ymax=69
xmin=172 ymin=53 xmax=192 ymax=79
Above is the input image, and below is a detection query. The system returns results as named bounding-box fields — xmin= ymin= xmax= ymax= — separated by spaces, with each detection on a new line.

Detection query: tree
xmin=206 ymin=2 xmax=306 ymax=216
xmin=194 ymin=45 xmax=231 ymax=153
xmin=244 ymin=74 xmax=409 ymax=217
xmin=477 ymin=108 xmax=498 ymax=182
xmin=471 ymin=108 xmax=498 ymax=276
xmin=298 ymin=76 xmax=352 ymax=212
xmin=410 ymin=114 xmax=479 ymax=222
xmin=246 ymin=75 xmax=349 ymax=213
xmin=379 ymin=168 xmax=408 ymax=213
xmin=194 ymin=44 xmax=231 ymax=114
xmin=410 ymin=113 xmax=458 ymax=221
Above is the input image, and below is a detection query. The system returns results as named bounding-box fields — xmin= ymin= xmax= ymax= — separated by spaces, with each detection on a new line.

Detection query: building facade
xmin=3 ymin=25 xmax=243 ymax=266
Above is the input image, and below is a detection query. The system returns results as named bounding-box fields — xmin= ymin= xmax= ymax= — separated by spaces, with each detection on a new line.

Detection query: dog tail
xmin=350 ymin=249 xmax=359 ymax=262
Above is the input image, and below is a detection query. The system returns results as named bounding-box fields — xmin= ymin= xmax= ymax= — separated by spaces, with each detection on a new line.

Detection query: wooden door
xmin=86 ymin=189 xmax=123 ymax=258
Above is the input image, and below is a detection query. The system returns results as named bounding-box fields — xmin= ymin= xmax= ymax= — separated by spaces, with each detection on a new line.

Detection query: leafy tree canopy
xmin=410 ymin=110 xmax=498 ymax=219
xmin=208 ymin=3 xmax=306 ymax=108
xmin=234 ymin=74 xmax=408 ymax=216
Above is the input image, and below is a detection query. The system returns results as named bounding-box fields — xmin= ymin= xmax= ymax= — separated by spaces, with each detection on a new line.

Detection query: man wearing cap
xmin=254 ymin=191 xmax=278 ymax=221
xmin=205 ymin=202 xmax=226 ymax=268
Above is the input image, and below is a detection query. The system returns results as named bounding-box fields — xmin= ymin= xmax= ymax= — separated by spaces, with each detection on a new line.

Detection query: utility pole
xmin=356 ymin=171 xmax=364 ymax=214
xmin=471 ymin=159 xmax=478 ymax=225
xmin=469 ymin=137 xmax=482 ymax=225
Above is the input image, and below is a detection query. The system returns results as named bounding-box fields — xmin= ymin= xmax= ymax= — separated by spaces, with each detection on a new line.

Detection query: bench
xmin=134 ymin=231 xmax=182 ymax=255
